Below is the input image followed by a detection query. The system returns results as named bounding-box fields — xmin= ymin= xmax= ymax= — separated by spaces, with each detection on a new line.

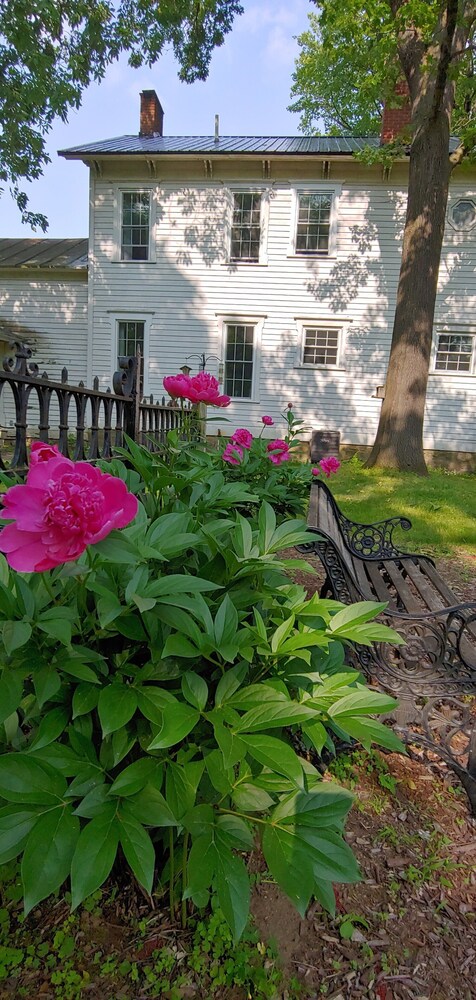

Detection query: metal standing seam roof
xmin=0 ymin=238 xmax=88 ymax=269
xmin=58 ymin=135 xmax=383 ymax=157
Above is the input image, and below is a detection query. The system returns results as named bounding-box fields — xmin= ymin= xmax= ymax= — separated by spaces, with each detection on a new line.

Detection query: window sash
xmin=295 ymin=194 xmax=332 ymax=255
xmin=230 ymin=193 xmax=261 ymax=261
xmin=224 ymin=323 xmax=255 ymax=397
xmin=118 ymin=320 xmax=145 ymax=359
xmin=435 ymin=334 xmax=474 ymax=372
xmin=121 ymin=193 xmax=150 ymax=261
xmin=302 ymin=327 xmax=339 ymax=366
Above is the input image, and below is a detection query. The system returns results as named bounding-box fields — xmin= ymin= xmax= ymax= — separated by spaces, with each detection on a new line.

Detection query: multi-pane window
xmin=118 ymin=320 xmax=145 ymax=359
xmin=224 ymin=323 xmax=255 ymax=397
xmin=435 ymin=333 xmax=474 ymax=372
xmin=302 ymin=327 xmax=339 ymax=366
xmin=295 ymin=193 xmax=332 ymax=255
xmin=230 ymin=193 xmax=261 ymax=261
xmin=121 ymin=192 xmax=150 ymax=260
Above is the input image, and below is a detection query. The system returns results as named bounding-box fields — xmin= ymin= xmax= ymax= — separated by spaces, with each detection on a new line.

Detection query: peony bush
xmin=0 ymin=429 xmax=403 ymax=941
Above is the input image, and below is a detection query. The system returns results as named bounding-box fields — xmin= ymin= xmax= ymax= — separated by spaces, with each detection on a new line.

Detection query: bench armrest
xmin=336 ymin=511 xmax=412 ymax=559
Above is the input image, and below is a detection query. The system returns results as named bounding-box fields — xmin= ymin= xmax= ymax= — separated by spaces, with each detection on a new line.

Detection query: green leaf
xmin=328 ymin=602 xmax=387 ymax=631
xmin=93 ymin=533 xmax=140 ymax=563
xmin=181 ymin=671 xmax=208 ymax=711
xmin=0 ymin=671 xmax=24 ymax=725
xmin=186 ymin=832 xmax=217 ymax=898
xmin=73 ymin=783 xmax=111 ymax=819
xmin=3 ymin=621 xmax=32 ymax=656
xmin=147 ymin=702 xmax=199 ymax=750
xmin=232 ymin=783 xmax=274 ymax=812
xmin=273 ymin=784 xmax=354 ymax=829
xmin=148 ymin=575 xmax=221 ymax=597
xmin=117 ymin=812 xmax=155 ymax=894
xmin=234 ymin=702 xmax=316 ymax=733
xmin=166 ymin=761 xmax=204 ymax=820
xmin=302 ymin=720 xmax=328 ymax=756
xmin=0 ymin=805 xmax=42 ymax=865
xmin=258 ymin=501 xmax=276 ymax=553
xmin=338 ymin=716 xmax=406 ymax=752
xmin=0 ymin=754 xmax=66 ymax=804
xmin=115 ymin=615 xmax=148 ymax=641
xmin=33 ymin=666 xmax=61 ymax=709
xmin=214 ymin=595 xmax=239 ymax=649
xmin=22 ymin=806 xmax=80 ymax=915
xmin=14 ymin=577 xmax=36 ymax=620
xmin=328 ymin=688 xmax=399 ymax=718
xmin=214 ymin=662 xmax=248 ymax=707
xmin=70 ymin=807 xmax=119 ymax=909
xmin=214 ymin=724 xmax=245 ymax=770
xmin=72 ymin=683 xmax=100 ymax=719
xmin=216 ymin=815 xmax=254 ymax=850
xmin=124 ymin=787 xmax=177 ymax=827
xmin=28 ymin=707 xmax=70 ymax=751
xmin=37 ymin=617 xmax=72 ymax=645
xmin=240 ymin=734 xmax=304 ymax=788
xmin=58 ymin=659 xmax=101 ymax=684
xmin=136 ymin=685 xmax=175 ymax=725
xmin=161 ymin=634 xmax=199 ymax=659
xmin=98 ymin=684 xmax=138 ymax=737
xmin=215 ymin=844 xmax=250 ymax=942
xmin=110 ymin=759 xmax=161 ymax=797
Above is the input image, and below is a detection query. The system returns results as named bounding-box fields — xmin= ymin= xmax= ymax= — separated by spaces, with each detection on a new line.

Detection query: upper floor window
xmin=434 ymin=333 xmax=474 ymax=373
xmin=302 ymin=325 xmax=340 ymax=367
xmin=230 ymin=193 xmax=262 ymax=262
xmin=448 ymin=199 xmax=476 ymax=232
xmin=121 ymin=192 xmax=150 ymax=261
xmin=295 ymin=192 xmax=332 ymax=255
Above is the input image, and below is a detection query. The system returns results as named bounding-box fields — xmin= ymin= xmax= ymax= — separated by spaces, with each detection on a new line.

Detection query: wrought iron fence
xmin=0 ymin=343 xmax=192 ymax=472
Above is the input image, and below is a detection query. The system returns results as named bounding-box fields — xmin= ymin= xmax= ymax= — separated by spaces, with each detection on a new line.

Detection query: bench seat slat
xmin=399 ymin=558 xmax=448 ymax=612
xmin=383 ymin=559 xmax=422 ymax=613
xmin=363 ymin=561 xmax=394 ymax=604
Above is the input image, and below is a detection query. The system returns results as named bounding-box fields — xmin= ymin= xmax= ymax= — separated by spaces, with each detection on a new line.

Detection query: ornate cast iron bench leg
xmin=350 ymin=607 xmax=476 ymax=815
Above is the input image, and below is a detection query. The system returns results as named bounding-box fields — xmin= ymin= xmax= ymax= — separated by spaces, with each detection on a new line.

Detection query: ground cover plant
xmin=0 ymin=422 xmax=405 ymax=942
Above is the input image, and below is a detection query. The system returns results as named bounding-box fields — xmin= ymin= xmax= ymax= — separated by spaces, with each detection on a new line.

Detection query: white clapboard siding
xmin=89 ymin=167 xmax=476 ymax=454
xmin=0 ymin=275 xmax=88 ymax=433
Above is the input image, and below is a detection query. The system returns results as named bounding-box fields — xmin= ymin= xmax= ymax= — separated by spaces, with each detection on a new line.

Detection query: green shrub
xmin=0 ymin=437 xmax=403 ymax=939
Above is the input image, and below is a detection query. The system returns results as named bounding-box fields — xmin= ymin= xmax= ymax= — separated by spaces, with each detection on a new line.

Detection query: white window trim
xmin=294 ymin=317 xmax=348 ymax=370
xmin=431 ymin=325 xmax=476 ymax=376
xmin=217 ymin=313 xmax=265 ymax=402
xmin=111 ymin=313 xmax=152 ymax=395
xmin=288 ymin=183 xmax=341 ymax=259
xmin=113 ymin=185 xmax=157 ymax=263
xmin=225 ymin=187 xmax=270 ymax=266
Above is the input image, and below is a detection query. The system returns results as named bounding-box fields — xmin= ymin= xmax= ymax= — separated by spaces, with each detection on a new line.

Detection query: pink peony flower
xmin=231 ymin=428 xmax=253 ymax=449
xmin=163 ymin=372 xmax=230 ymax=407
xmin=261 ymin=415 xmax=274 ymax=426
xmin=185 ymin=372 xmax=231 ymax=407
xmin=0 ymin=453 xmax=138 ymax=572
xmin=311 ymin=467 xmax=320 ymax=476
xmin=267 ymin=439 xmax=291 ymax=465
xmin=319 ymin=456 xmax=341 ymax=478
xmin=222 ymin=443 xmax=244 ymax=465
xmin=163 ymin=374 xmax=192 ymax=399
xmin=29 ymin=442 xmax=63 ymax=466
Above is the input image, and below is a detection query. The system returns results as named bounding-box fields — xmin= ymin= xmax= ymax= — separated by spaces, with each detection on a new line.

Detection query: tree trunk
xmin=366 ymin=115 xmax=452 ymax=474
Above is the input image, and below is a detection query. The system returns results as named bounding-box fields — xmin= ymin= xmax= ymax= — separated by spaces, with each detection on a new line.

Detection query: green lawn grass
xmin=326 ymin=457 xmax=476 ymax=557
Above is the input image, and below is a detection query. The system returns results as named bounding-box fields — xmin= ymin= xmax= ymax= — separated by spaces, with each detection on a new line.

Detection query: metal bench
xmin=297 ymin=479 xmax=476 ymax=813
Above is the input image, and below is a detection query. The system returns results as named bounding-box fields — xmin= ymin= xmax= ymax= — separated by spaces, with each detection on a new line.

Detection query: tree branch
xmin=432 ymin=0 xmax=460 ymax=119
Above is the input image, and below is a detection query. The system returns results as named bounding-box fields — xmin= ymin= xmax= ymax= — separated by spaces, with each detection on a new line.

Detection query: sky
xmin=1 ymin=0 xmax=314 ymax=240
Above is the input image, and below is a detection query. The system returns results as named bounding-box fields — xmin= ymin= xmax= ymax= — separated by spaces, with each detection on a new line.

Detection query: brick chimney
xmin=380 ymin=81 xmax=411 ymax=143
xmin=140 ymin=90 xmax=164 ymax=137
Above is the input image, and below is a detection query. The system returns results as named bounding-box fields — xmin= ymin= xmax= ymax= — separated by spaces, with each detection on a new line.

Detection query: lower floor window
xmin=117 ymin=320 xmax=145 ymax=360
xmin=302 ymin=326 xmax=339 ymax=366
xmin=224 ymin=323 xmax=255 ymax=398
xmin=435 ymin=333 xmax=474 ymax=372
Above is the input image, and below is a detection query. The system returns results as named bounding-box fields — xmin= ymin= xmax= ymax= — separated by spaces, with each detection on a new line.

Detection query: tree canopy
xmin=290 ymin=1 xmax=476 ymax=146
xmin=0 ymin=0 xmax=243 ymax=229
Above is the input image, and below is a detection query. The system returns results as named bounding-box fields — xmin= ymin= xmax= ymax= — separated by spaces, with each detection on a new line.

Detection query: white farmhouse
xmin=1 ymin=90 xmax=475 ymax=465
